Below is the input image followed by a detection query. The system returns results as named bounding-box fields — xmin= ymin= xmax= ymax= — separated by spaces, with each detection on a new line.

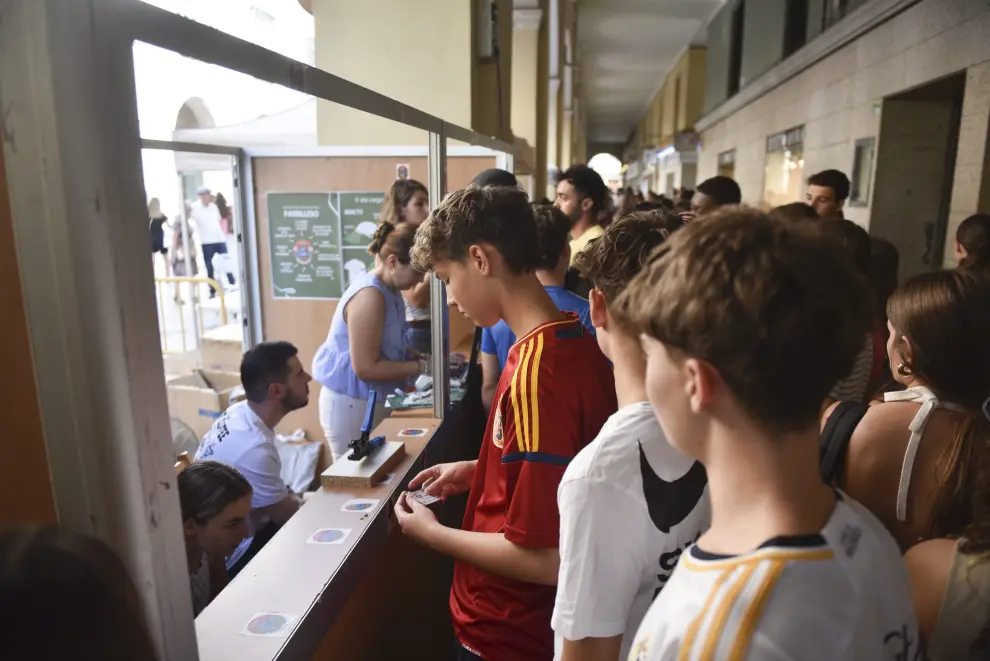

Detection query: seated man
xmin=195 ymin=341 xmax=311 ymax=576
xmin=480 ymin=204 xmax=596 ymax=410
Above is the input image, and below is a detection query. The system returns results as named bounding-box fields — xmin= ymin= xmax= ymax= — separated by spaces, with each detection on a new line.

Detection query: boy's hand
xmin=394 ymin=492 xmax=440 ymax=543
xmin=408 ymin=460 xmax=476 ymax=500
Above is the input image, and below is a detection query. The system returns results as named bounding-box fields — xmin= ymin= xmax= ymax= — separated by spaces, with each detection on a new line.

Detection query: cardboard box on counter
xmin=163 ymin=350 xmax=201 ymax=380
xmin=201 ymin=323 xmax=244 ymax=372
xmin=166 ymin=369 xmax=244 ymax=440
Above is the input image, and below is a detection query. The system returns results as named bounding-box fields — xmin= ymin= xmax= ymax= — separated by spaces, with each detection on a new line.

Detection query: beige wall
xmin=697 ymin=0 xmax=990 ymax=260
xmin=313 ymin=0 xmax=472 ymax=145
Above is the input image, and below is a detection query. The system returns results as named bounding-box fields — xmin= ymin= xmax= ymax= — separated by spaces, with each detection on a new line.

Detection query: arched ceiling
xmin=578 ymin=0 xmax=723 ymax=143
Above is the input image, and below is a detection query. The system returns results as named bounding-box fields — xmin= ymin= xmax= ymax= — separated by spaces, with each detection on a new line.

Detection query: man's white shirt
xmin=626 ymin=495 xmax=922 ymax=661
xmin=189 ymin=200 xmax=226 ymax=245
xmin=552 ymin=401 xmax=711 ymax=661
xmin=195 ymin=401 xmax=288 ymax=567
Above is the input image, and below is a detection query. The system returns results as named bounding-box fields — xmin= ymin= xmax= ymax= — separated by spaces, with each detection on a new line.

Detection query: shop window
xmin=717 ymin=150 xmax=736 ymax=180
xmin=849 ymin=137 xmax=875 ymax=206
xmin=763 ymin=127 xmax=805 ymax=209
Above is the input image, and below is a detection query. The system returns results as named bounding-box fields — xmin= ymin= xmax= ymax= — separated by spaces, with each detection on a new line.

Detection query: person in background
xmin=807 ymin=169 xmax=851 ymax=218
xmin=770 ymin=201 xmax=819 ymax=224
xmin=196 ymin=341 xmax=310 ymax=576
xmin=819 ymin=218 xmax=875 ymax=403
xmin=685 ymin=175 xmax=741 ymax=220
xmin=381 ymin=180 xmax=432 ymax=354
xmin=472 ymin=168 xmax=519 ymax=189
xmin=555 ymin=164 xmax=610 ymax=266
xmin=955 ymin=213 xmax=990 ymax=274
xmin=148 ymin=197 xmax=170 ymax=275
xmin=617 ymin=209 xmax=918 ymax=660
xmin=1 ymin=526 xmax=159 ymax=661
xmin=178 ymin=460 xmax=253 ymax=616
xmin=820 ymin=269 xmax=990 ymax=550
xmin=313 ymin=221 xmax=425 ymax=461
xmin=214 ymin=191 xmax=234 ymax=236
xmin=480 ymin=204 xmax=596 ymax=410
xmin=189 ymin=186 xmax=234 ymax=298
xmin=553 ymin=210 xmax=710 ymax=661
xmin=394 ymin=186 xmax=616 ymax=661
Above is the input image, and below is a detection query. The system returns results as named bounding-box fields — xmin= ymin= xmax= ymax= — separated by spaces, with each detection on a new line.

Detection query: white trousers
xmin=318 ymin=388 xmax=389 ymax=462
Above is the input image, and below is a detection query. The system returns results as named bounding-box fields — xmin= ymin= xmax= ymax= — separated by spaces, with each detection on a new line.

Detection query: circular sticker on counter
xmin=307 ymin=528 xmax=351 ymax=545
xmin=240 ymin=612 xmax=298 ymax=638
xmin=398 ymin=428 xmax=428 ymax=437
xmin=341 ymin=498 xmax=380 ymax=513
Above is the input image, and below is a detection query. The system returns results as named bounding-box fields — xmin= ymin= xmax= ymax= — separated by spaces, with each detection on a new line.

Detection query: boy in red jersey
xmin=394 ymin=186 xmax=617 ymax=661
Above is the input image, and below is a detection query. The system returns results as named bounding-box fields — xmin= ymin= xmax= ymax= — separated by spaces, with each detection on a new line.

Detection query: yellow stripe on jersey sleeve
xmin=699 ymin=563 xmax=757 ymax=661
xmin=679 ymin=568 xmax=734 ymax=661
xmin=528 ymin=333 xmax=544 ymax=452
xmin=518 ymin=338 xmax=534 ymax=452
xmin=682 ymin=548 xmax=834 ymax=572
xmin=729 ymin=560 xmax=787 ymax=661
xmin=510 ymin=340 xmax=530 ymax=452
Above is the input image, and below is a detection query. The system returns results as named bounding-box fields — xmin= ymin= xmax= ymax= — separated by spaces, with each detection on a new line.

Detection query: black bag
xmin=819 ymin=401 xmax=869 ymax=486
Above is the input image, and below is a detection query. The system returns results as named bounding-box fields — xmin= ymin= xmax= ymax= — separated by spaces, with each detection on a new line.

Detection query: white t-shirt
xmin=626 ymin=495 xmax=921 ymax=661
xmin=552 ymin=401 xmax=711 ymax=661
xmin=189 ymin=200 xmax=226 ymax=245
xmin=195 ymin=401 xmax=288 ymax=567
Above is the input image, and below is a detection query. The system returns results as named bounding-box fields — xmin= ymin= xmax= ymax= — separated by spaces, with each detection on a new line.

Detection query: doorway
xmin=870 ymin=72 xmax=966 ymax=280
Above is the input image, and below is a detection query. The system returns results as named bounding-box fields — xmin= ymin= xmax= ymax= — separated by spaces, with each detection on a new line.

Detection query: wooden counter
xmin=194 ymin=415 xmax=445 ymax=661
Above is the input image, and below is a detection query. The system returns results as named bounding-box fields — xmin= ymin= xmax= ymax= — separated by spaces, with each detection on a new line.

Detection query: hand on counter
xmin=408 ymin=460 xmax=477 ymax=500
xmin=394 ymin=492 xmax=439 ymax=543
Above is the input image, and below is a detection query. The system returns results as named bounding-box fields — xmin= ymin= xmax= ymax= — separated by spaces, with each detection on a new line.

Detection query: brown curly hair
xmin=411 ymin=186 xmax=540 ymax=275
xmin=887 ymin=270 xmax=990 ymax=551
xmin=575 ymin=208 xmax=677 ymax=304
xmin=614 ymin=207 xmax=872 ymax=434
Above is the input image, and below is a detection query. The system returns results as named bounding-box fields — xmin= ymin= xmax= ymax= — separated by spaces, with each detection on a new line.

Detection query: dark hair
xmin=533 ymin=204 xmax=572 ymax=271
xmin=770 ymin=202 xmax=819 ymax=224
xmin=178 ymin=461 xmax=253 ymax=524
xmin=615 ymin=208 xmax=872 ymax=434
xmin=887 ymin=270 xmax=990 ymax=542
xmin=558 ymin=164 xmax=609 ymax=213
xmin=0 ymin=527 xmax=158 ymax=661
xmin=240 ymin=341 xmax=299 ymax=403
xmin=696 ymin=176 xmax=742 ymax=206
xmin=957 ymin=213 xmax=990 ymax=273
xmin=411 ymin=186 xmax=540 ymax=275
xmin=369 ymin=220 xmax=417 ymax=265
xmin=818 ymin=217 xmax=871 ymax=277
xmin=472 ymin=169 xmax=518 ymax=189
xmin=808 ymin=169 xmax=851 ymax=201
xmin=576 ymin=208 xmax=675 ymax=304
xmin=214 ymin=192 xmax=230 ymax=219
xmin=869 ymin=236 xmax=899 ymax=322
xmin=381 ymin=179 xmax=428 ymax=224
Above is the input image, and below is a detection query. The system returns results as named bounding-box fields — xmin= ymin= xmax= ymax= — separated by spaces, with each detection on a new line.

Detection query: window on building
xmin=763 ymin=127 xmax=805 ymax=209
xmin=718 ymin=150 xmax=736 ymax=180
xmin=728 ymin=1 xmax=745 ymax=97
xmin=823 ymin=0 xmax=850 ymax=30
xmin=784 ymin=0 xmax=809 ymax=57
xmin=850 ymin=137 xmax=876 ymax=206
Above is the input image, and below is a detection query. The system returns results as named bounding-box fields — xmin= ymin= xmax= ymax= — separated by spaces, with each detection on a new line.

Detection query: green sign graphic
xmin=267 ymin=192 xmax=385 ymax=300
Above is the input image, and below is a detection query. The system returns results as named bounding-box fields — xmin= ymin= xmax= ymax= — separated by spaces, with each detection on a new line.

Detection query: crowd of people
xmin=9 ymin=162 xmax=990 ymax=661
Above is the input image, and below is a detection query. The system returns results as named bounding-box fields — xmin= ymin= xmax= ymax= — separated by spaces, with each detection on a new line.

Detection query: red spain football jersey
xmin=451 ymin=313 xmax=617 ymax=660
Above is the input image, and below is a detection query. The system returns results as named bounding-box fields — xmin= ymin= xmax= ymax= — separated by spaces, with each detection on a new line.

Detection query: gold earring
xmin=896 ymin=363 xmax=913 ymax=377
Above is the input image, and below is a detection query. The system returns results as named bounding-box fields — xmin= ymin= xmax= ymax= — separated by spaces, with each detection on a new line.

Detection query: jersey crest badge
xmin=492 ymin=405 xmax=504 ymax=448
xmin=630 ymin=639 xmax=649 ymax=661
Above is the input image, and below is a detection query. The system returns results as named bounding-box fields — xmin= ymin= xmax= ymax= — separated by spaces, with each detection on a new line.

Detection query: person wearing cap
xmin=190 ymin=186 xmax=234 ymax=297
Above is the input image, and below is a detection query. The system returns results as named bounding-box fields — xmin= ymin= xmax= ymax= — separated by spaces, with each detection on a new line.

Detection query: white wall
xmin=135 ymin=0 xmax=315 ymax=216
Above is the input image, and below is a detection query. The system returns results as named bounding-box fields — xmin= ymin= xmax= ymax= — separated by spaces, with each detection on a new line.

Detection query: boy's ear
xmin=684 ymin=358 xmax=720 ymax=415
xmin=588 ymin=288 xmax=608 ymax=330
xmin=466 ymin=244 xmax=493 ymax=275
xmin=581 ymin=197 xmax=594 ymax=214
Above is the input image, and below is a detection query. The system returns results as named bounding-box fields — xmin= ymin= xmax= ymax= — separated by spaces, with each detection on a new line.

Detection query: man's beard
xmin=283 ymin=391 xmax=308 ymax=412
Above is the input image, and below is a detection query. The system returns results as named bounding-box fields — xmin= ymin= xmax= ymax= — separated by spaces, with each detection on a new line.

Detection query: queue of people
xmin=14 ymin=161 xmax=990 ymax=661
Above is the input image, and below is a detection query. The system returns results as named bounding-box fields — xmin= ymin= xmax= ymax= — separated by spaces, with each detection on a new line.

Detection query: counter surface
xmin=194 ymin=415 xmax=440 ymax=661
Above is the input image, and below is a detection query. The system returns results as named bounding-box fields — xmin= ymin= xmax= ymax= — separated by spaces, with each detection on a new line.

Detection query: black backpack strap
xmin=819 ymin=401 xmax=869 ymax=486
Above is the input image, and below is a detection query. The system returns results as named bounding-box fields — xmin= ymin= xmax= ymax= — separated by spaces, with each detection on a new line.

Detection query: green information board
xmin=267 ymin=192 xmax=385 ymax=300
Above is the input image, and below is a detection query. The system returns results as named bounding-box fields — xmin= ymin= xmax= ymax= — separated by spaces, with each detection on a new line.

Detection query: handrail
xmin=154 ymin=276 xmax=228 ymax=354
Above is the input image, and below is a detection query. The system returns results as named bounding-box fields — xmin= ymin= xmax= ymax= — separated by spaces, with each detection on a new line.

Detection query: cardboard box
xmin=166 ymin=369 xmax=243 ymax=440
xmin=201 ymin=323 xmax=244 ymax=372
xmin=162 ymin=350 xmax=201 ymax=380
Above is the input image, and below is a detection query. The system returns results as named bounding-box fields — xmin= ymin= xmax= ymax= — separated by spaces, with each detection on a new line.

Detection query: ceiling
xmin=577 ymin=0 xmax=723 ymax=145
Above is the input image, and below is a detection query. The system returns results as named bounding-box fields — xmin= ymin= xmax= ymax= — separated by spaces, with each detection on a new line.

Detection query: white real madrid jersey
xmin=626 ymin=495 xmax=921 ymax=661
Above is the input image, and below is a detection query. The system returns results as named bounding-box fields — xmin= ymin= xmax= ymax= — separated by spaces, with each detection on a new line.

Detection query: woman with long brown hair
xmin=381 ymin=179 xmax=432 ymax=353
xmin=820 ymin=269 xmax=990 ymax=655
